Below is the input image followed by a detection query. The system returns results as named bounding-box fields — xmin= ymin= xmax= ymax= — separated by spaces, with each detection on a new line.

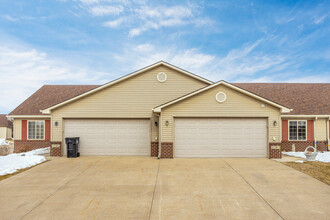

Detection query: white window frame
xmin=288 ymin=120 xmax=307 ymax=141
xmin=27 ymin=120 xmax=45 ymax=140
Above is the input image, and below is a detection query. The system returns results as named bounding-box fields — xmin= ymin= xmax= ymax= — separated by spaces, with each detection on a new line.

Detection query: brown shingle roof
xmin=9 ymin=85 xmax=99 ymax=115
xmin=8 ymin=83 xmax=330 ymax=116
xmin=0 ymin=114 xmax=13 ymax=128
xmin=234 ymin=83 xmax=330 ymax=115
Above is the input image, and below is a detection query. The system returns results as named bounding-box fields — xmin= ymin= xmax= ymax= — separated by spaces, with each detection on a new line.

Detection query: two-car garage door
xmin=175 ymin=118 xmax=267 ymax=158
xmin=64 ymin=119 xmax=150 ymax=156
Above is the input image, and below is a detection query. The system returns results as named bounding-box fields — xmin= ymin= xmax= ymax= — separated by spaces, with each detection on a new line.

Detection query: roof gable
xmin=41 ymin=61 xmax=213 ymax=113
xmin=0 ymin=114 xmax=13 ymax=128
xmin=153 ymin=81 xmax=292 ymax=113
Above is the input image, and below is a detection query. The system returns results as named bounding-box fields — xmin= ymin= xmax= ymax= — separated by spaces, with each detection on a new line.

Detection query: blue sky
xmin=0 ymin=0 xmax=329 ymax=114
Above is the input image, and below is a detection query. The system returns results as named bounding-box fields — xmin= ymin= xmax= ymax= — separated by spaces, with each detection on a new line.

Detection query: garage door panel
xmin=64 ymin=119 xmax=150 ymax=156
xmin=175 ymin=118 xmax=267 ymax=158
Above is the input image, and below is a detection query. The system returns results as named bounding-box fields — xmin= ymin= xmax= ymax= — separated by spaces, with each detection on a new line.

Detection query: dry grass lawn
xmin=284 ymin=161 xmax=330 ymax=185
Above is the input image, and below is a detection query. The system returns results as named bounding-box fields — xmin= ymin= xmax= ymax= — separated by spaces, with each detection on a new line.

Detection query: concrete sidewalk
xmin=0 ymin=157 xmax=329 ymax=220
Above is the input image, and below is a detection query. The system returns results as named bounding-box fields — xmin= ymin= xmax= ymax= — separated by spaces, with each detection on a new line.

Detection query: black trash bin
xmin=65 ymin=137 xmax=80 ymax=158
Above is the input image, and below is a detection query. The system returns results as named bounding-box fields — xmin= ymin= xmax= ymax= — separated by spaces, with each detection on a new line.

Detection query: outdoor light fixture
xmin=273 ymin=120 xmax=277 ymax=126
xmin=165 ymin=120 xmax=169 ymax=126
xmin=155 ymin=121 xmax=158 ymax=127
xmin=54 ymin=121 xmax=58 ymax=126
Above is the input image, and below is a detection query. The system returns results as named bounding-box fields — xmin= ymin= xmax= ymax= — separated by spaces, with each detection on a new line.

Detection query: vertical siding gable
xmin=161 ymin=84 xmax=281 ymax=142
xmin=51 ymin=65 xmax=209 ymax=142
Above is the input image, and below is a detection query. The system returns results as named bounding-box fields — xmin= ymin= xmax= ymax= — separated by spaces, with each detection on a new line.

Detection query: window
xmin=289 ymin=121 xmax=306 ymax=141
xmin=28 ymin=121 xmax=44 ymax=140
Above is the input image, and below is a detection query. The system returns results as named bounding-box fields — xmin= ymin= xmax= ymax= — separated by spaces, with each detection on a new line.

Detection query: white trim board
xmin=41 ymin=61 xmax=213 ymax=114
xmin=153 ymin=80 xmax=292 ymax=113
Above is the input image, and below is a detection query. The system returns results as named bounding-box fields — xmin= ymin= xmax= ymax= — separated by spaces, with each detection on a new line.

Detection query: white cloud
xmin=2 ymin=15 xmax=18 ymax=21
xmin=112 ymin=39 xmax=293 ymax=83
xmin=103 ymin=17 xmax=124 ymax=27
xmin=75 ymin=1 xmax=213 ymax=36
xmin=88 ymin=5 xmax=124 ymax=16
xmin=313 ymin=14 xmax=327 ymax=24
xmin=0 ymin=43 xmax=108 ymax=113
xmin=127 ymin=5 xmax=198 ymax=36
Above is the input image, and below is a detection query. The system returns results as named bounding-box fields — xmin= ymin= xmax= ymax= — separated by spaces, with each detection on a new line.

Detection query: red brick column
xmin=50 ymin=142 xmax=62 ymax=156
xmin=151 ymin=142 xmax=159 ymax=157
xmin=269 ymin=143 xmax=282 ymax=159
xmin=161 ymin=142 xmax=173 ymax=158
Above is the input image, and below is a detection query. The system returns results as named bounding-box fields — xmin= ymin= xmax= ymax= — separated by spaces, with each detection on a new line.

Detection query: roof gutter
xmin=6 ymin=115 xmax=51 ymax=119
xmin=281 ymin=115 xmax=330 ymax=118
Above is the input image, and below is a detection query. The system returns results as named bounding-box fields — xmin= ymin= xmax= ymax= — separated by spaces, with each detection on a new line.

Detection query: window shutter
xmin=307 ymin=120 xmax=314 ymax=141
xmin=45 ymin=120 xmax=51 ymax=140
xmin=22 ymin=120 xmax=27 ymax=140
xmin=282 ymin=120 xmax=288 ymax=141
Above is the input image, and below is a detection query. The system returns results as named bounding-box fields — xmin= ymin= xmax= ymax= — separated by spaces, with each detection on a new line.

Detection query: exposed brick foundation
xmin=281 ymin=140 xmax=329 ymax=152
xmin=14 ymin=140 xmax=50 ymax=153
xmin=50 ymin=142 xmax=62 ymax=156
xmin=151 ymin=142 xmax=159 ymax=157
xmin=161 ymin=142 xmax=173 ymax=158
xmin=281 ymin=141 xmax=314 ymax=152
xmin=269 ymin=143 xmax=282 ymax=159
xmin=316 ymin=141 xmax=328 ymax=152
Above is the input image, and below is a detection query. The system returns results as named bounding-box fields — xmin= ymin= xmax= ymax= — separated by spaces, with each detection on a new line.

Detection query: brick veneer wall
xmin=281 ymin=140 xmax=329 ymax=152
xmin=316 ymin=141 xmax=328 ymax=152
xmin=269 ymin=143 xmax=282 ymax=159
xmin=161 ymin=142 xmax=173 ymax=158
xmin=14 ymin=140 xmax=62 ymax=156
xmin=282 ymin=141 xmax=314 ymax=152
xmin=14 ymin=140 xmax=50 ymax=153
xmin=151 ymin=142 xmax=159 ymax=157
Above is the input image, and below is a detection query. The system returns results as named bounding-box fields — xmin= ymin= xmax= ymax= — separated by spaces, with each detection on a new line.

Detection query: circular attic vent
xmin=216 ymin=92 xmax=227 ymax=103
xmin=157 ymin=72 xmax=167 ymax=82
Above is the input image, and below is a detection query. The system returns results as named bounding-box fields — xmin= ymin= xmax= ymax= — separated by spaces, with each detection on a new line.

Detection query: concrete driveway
xmin=0 ymin=157 xmax=329 ymax=220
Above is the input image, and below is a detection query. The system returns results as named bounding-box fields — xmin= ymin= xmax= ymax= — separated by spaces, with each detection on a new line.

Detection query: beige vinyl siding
xmin=13 ymin=119 xmax=22 ymax=140
xmin=0 ymin=127 xmax=6 ymax=139
xmin=6 ymin=128 xmax=12 ymax=139
xmin=315 ymin=118 xmax=327 ymax=140
xmin=161 ymin=84 xmax=281 ymax=143
xmin=51 ymin=65 xmax=208 ymax=143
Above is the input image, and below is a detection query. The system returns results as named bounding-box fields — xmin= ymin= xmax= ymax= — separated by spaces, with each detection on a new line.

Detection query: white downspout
xmin=327 ymin=117 xmax=330 ymax=151
xmin=314 ymin=117 xmax=317 ymax=149
xmin=158 ymin=113 xmax=162 ymax=159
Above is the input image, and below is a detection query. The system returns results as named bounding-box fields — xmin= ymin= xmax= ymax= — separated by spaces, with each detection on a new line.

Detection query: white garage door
xmin=175 ymin=118 xmax=267 ymax=158
xmin=64 ymin=119 xmax=150 ymax=156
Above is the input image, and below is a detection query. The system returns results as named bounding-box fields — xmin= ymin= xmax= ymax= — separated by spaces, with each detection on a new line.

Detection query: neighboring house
xmin=0 ymin=114 xmax=13 ymax=140
xmin=7 ymin=61 xmax=330 ymax=158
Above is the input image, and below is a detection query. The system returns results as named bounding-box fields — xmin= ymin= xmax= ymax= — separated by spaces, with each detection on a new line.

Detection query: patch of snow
xmin=0 ymin=147 xmax=50 ymax=176
xmin=282 ymin=151 xmax=330 ymax=163
xmin=0 ymin=139 xmax=8 ymax=145
xmin=295 ymin=160 xmax=304 ymax=163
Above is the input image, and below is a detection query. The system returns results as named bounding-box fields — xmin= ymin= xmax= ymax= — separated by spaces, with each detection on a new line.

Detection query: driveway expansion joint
xmin=148 ymin=159 xmax=160 ymax=220
xmin=223 ymin=159 xmax=285 ymax=220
